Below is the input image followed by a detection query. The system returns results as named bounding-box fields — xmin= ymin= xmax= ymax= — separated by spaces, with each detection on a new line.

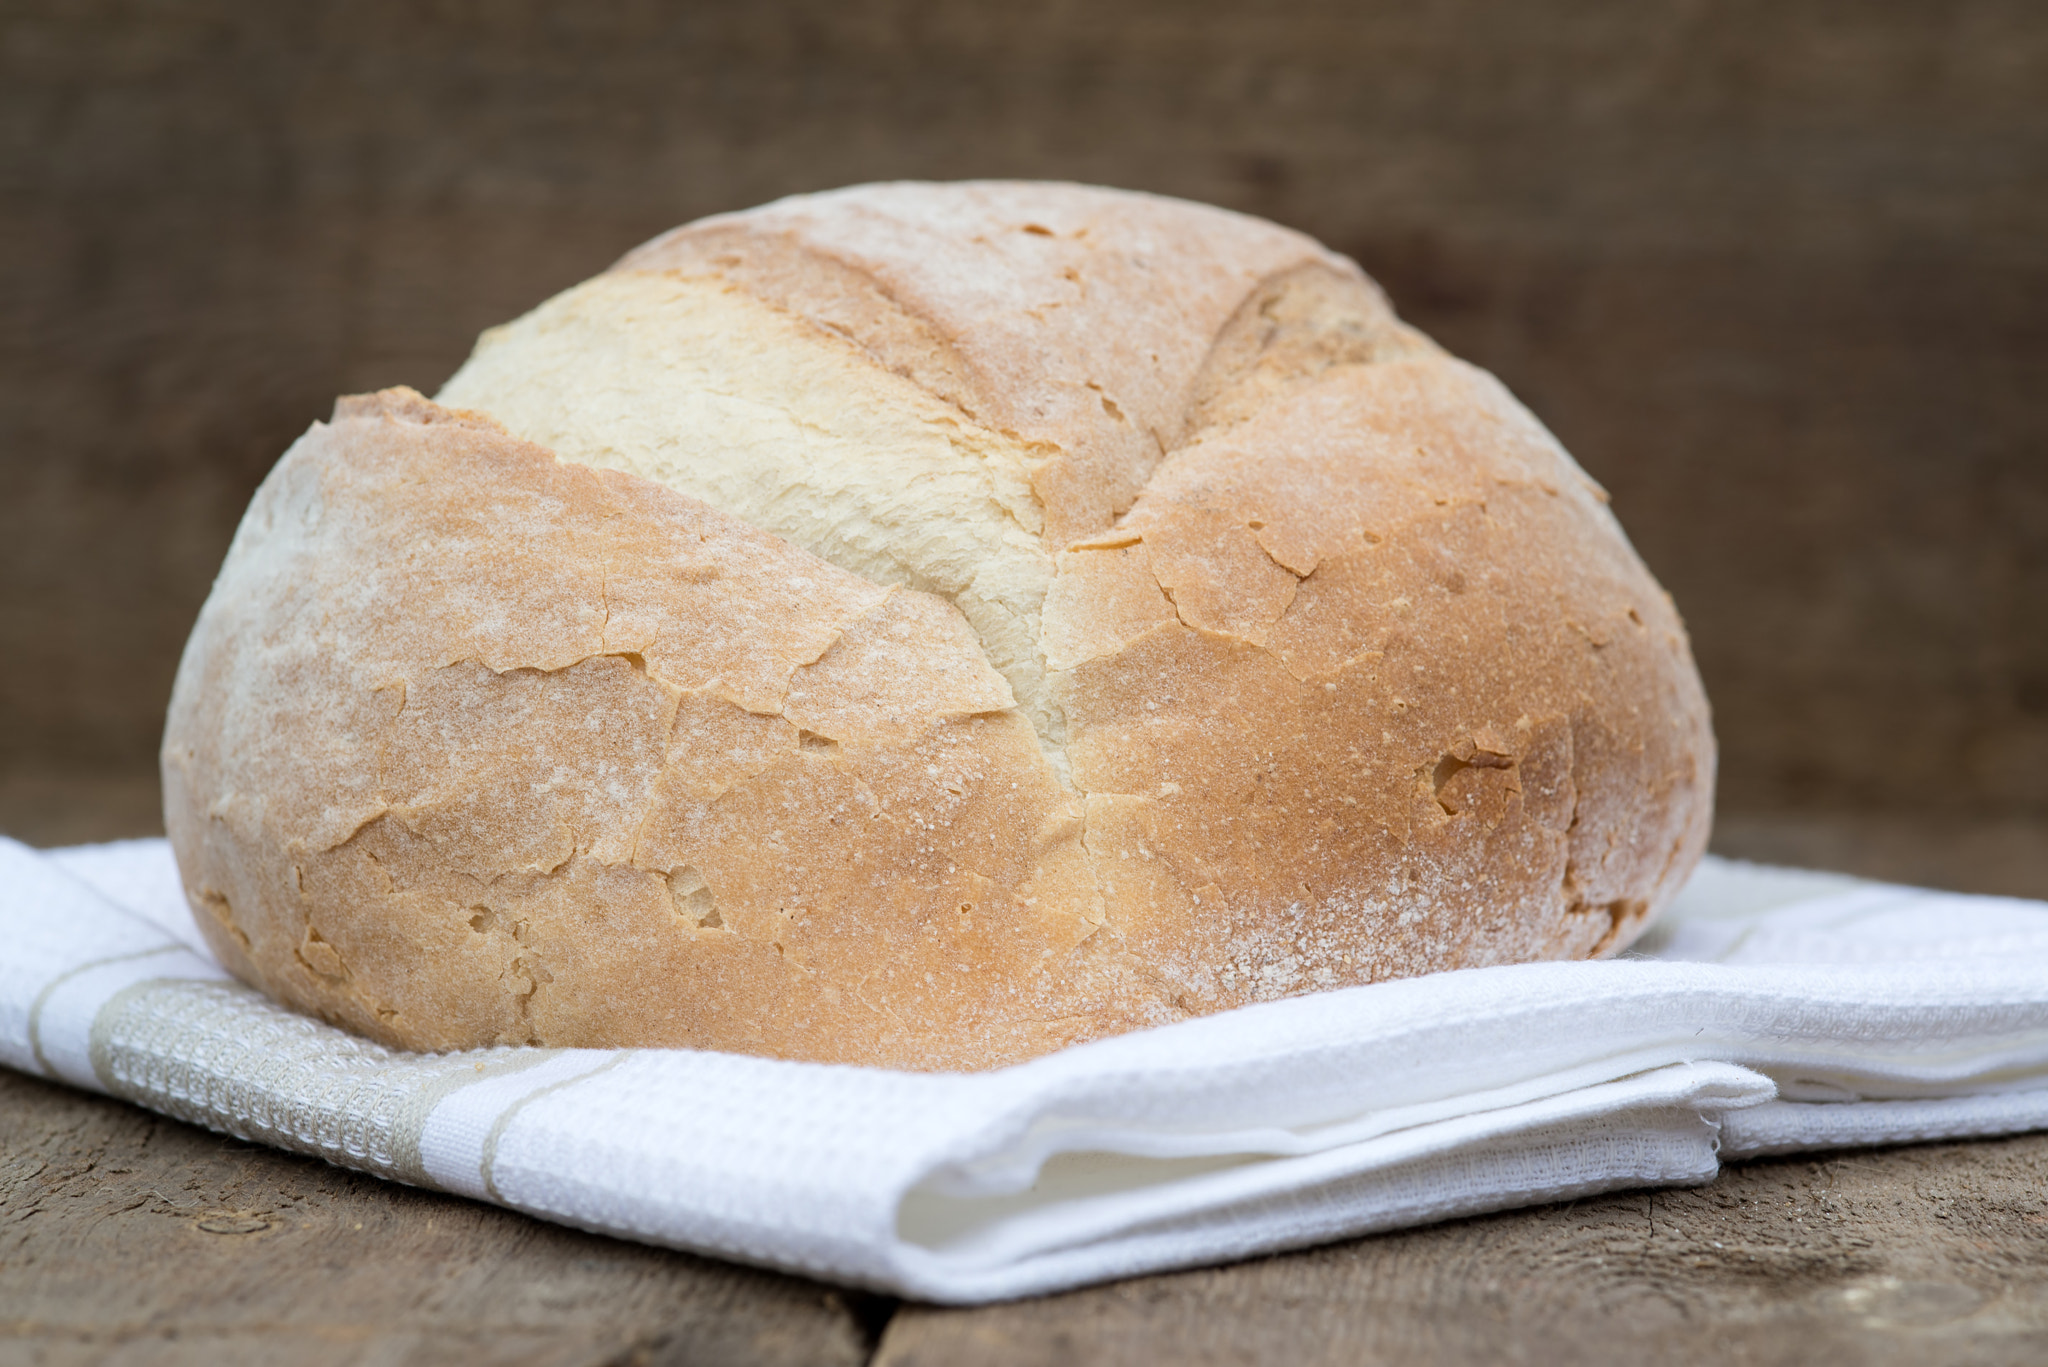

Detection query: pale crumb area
xmin=436 ymin=272 xmax=1061 ymax=748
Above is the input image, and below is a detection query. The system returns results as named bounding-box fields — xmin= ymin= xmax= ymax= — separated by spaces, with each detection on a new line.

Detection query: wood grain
xmin=0 ymin=1069 xmax=875 ymax=1367
xmin=8 ymin=1074 xmax=2048 ymax=1367
xmin=868 ymin=823 xmax=2048 ymax=1365
xmin=874 ymin=1135 xmax=2048 ymax=1366
xmin=2 ymin=0 xmax=2044 ymax=816
xmin=5 ymin=11 xmax=2048 ymax=1339
xmin=1 ymin=808 xmax=2045 ymax=1362
xmin=1712 ymin=812 xmax=2048 ymax=906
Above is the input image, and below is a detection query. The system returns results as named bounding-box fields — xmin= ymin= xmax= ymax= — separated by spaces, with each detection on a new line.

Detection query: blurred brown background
xmin=3 ymin=0 xmax=2043 ymax=888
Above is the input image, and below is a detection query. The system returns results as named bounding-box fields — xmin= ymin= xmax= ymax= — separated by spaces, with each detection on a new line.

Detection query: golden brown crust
xmin=163 ymin=391 xmax=1147 ymax=1067
xmin=616 ymin=181 xmax=1356 ymax=548
xmin=1052 ymin=358 xmax=1712 ymax=1009
xmin=164 ymin=183 xmax=1714 ymax=1070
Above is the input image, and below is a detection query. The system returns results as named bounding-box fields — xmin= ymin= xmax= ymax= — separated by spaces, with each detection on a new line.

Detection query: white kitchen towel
xmin=5 ymin=835 xmax=2048 ymax=1303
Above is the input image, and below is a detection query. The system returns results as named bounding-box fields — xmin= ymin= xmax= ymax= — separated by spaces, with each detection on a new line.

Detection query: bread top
xmin=616 ymin=181 xmax=1387 ymax=545
xmin=438 ymin=183 xmax=1443 ymax=771
xmin=164 ymin=183 xmax=1714 ymax=1070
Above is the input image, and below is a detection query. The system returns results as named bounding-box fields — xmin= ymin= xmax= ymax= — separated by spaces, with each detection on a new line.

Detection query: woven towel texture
xmin=5 ymin=837 xmax=2047 ymax=1302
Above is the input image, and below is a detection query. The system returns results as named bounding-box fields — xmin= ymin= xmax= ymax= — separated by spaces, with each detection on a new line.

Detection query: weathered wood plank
xmin=0 ymin=1069 xmax=874 ymax=1367
xmin=4 ymin=788 xmax=2045 ymax=1362
xmin=876 ymin=1134 xmax=2048 ymax=1367
xmin=3 ymin=0 xmax=2045 ymax=816
xmin=874 ymin=820 xmax=2048 ymax=1365
xmin=1712 ymin=812 xmax=2048 ymax=905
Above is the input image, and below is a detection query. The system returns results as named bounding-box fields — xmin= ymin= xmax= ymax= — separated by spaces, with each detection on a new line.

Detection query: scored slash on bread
xmin=162 ymin=183 xmax=1714 ymax=1070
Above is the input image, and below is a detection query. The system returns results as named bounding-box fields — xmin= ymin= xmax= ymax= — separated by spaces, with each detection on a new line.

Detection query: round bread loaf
xmin=162 ymin=182 xmax=1714 ymax=1071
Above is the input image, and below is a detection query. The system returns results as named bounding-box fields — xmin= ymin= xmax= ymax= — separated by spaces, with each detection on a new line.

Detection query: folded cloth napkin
xmin=5 ymin=836 xmax=2048 ymax=1303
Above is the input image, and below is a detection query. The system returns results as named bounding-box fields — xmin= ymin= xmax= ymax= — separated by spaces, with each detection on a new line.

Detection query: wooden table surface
xmin=5 ymin=7 xmax=2042 ymax=1359
xmin=4 ymin=808 xmax=2047 ymax=1366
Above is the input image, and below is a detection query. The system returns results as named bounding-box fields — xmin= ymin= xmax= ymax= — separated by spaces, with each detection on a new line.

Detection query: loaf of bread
xmin=162 ymin=182 xmax=1714 ymax=1070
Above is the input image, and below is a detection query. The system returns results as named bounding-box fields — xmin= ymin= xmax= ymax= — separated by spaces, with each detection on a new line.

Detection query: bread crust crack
xmin=164 ymin=184 xmax=1714 ymax=1069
